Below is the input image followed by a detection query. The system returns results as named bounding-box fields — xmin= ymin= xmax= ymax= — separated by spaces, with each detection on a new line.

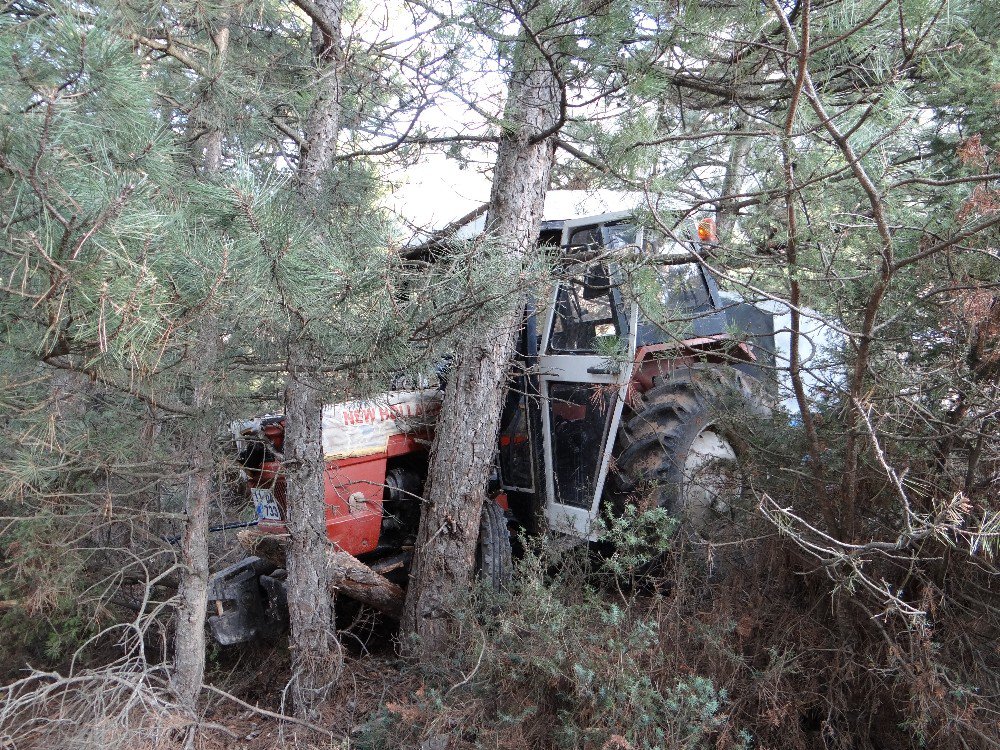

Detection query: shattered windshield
xmin=657 ymin=263 xmax=712 ymax=312
xmin=602 ymin=224 xmax=638 ymax=250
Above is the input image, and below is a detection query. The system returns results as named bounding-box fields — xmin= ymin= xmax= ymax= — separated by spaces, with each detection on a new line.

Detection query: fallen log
xmin=327 ymin=549 xmax=406 ymax=619
xmin=237 ymin=529 xmax=287 ymax=568
xmin=237 ymin=529 xmax=405 ymax=619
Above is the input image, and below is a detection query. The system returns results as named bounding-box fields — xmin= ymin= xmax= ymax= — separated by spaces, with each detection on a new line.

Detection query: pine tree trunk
xmin=282 ymin=0 xmax=345 ymax=719
xmin=401 ymin=20 xmax=562 ymax=659
xmin=716 ymin=121 xmax=748 ymax=244
xmin=171 ymin=21 xmax=230 ymax=709
xmin=283 ymin=345 xmax=340 ymax=715
xmin=171 ymin=321 xmax=219 ymax=707
xmin=296 ymin=0 xmax=343 ymax=197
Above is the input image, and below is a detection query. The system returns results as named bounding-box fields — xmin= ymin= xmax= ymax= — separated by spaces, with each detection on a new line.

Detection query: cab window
xmin=659 ymin=263 xmax=712 ymax=313
xmin=549 ymin=264 xmax=620 ymax=352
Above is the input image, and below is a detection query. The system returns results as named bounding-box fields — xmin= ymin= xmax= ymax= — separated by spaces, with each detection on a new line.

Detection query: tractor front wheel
xmin=612 ymin=369 xmax=760 ymax=567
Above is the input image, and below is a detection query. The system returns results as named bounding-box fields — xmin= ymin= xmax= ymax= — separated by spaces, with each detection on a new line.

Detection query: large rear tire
xmin=475 ymin=500 xmax=512 ymax=590
xmin=612 ymin=369 xmax=762 ymax=567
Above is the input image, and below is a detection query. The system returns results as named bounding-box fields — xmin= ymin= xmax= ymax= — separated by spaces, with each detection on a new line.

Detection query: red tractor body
xmin=243 ymin=389 xmax=442 ymax=557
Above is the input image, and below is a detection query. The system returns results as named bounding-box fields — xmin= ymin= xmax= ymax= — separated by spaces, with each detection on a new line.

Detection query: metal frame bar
xmin=537 ymin=216 xmax=640 ymax=540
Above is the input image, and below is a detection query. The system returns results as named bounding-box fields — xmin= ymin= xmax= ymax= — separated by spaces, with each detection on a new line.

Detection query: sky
xmin=383 ymin=153 xmax=492 ymax=231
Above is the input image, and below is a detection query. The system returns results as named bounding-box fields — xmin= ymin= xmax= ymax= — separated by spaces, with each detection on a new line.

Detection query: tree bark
xmin=282 ymin=0 xmax=345 ymax=719
xmin=401 ymin=14 xmax=562 ymax=659
xmin=715 ymin=121 xmax=748 ymax=244
xmin=190 ymin=24 xmax=230 ymax=175
xmin=171 ymin=322 xmax=219 ymax=708
xmin=283 ymin=346 xmax=340 ymax=715
xmin=295 ymin=0 xmax=343 ymax=197
xmin=200 ymin=26 xmax=230 ymax=174
xmin=171 ymin=20 xmax=230 ymax=709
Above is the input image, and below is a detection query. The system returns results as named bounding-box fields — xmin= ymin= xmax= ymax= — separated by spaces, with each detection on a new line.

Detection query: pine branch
xmin=287 ymin=0 xmax=339 ymax=42
xmin=554 ymin=138 xmax=610 ymax=173
xmin=267 ymin=113 xmax=305 ymax=147
xmin=891 ymin=211 xmax=1000 ymax=272
xmin=335 ymin=132 xmax=495 ymax=160
xmin=332 ymin=100 xmax=429 ymax=160
xmin=128 ymin=33 xmax=210 ymax=78
xmin=625 ymin=128 xmax=776 ymax=149
xmin=891 ymin=173 xmax=1000 ymax=189
xmin=42 ymin=356 xmax=196 ymax=416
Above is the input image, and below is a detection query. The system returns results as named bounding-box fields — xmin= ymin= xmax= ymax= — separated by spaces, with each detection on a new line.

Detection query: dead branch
xmin=239 ymin=530 xmax=406 ymax=618
xmin=202 ymin=683 xmax=344 ymax=739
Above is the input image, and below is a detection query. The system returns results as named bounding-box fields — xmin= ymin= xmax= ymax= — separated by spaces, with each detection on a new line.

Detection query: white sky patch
xmin=383 ymin=152 xmax=493 ymax=231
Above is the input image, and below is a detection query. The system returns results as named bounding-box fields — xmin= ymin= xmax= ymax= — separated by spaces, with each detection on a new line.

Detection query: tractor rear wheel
xmin=475 ymin=500 xmax=512 ymax=590
xmin=612 ymin=369 xmax=761 ymax=566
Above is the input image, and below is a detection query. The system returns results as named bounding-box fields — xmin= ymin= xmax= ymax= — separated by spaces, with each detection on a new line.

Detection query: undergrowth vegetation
xmin=353 ymin=478 xmax=1000 ymax=750
xmin=2 ymin=410 xmax=999 ymax=750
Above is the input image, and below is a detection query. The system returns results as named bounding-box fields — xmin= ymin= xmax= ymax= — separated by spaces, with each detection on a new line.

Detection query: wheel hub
xmin=682 ymin=428 xmax=740 ymax=527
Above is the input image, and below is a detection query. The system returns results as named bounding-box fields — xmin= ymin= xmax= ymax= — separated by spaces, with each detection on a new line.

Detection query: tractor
xmin=207 ymin=207 xmax=778 ymax=646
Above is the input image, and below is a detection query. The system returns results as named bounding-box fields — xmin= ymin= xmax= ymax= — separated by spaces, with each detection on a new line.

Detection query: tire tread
xmin=476 ymin=500 xmax=512 ymax=591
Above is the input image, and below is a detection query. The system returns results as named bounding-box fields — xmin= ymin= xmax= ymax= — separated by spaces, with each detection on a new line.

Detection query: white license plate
xmin=252 ymin=488 xmax=282 ymax=522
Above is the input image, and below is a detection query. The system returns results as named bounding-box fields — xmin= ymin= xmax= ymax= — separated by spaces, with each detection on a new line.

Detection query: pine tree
xmin=170 ymin=7 xmax=233 ymax=713
xmin=282 ymin=0 xmax=347 ymax=719
xmin=402 ymin=0 xmax=565 ymax=656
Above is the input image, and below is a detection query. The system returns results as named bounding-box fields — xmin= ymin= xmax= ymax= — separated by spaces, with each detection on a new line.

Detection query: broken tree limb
xmin=327 ymin=550 xmax=405 ymax=619
xmin=237 ymin=529 xmax=405 ymax=619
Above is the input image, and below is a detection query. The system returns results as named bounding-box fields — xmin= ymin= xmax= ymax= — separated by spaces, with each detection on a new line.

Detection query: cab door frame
xmin=538 ymin=215 xmax=639 ymax=540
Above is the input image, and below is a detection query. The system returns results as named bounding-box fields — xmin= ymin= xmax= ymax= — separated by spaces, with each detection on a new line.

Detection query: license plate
xmin=252 ymin=487 xmax=282 ymax=522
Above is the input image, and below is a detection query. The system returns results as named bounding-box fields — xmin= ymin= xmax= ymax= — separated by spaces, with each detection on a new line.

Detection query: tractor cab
xmin=498 ymin=212 xmax=776 ymax=540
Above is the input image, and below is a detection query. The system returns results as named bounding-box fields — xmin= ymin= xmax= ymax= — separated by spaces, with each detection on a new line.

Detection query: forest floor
xmin=197 ymin=651 xmax=408 ymax=750
xmin=196 ymin=626 xmax=411 ymax=750
xmin=0 ymin=619 xmax=415 ymax=750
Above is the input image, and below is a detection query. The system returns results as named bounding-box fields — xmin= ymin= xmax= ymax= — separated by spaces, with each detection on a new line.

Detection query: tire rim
xmin=682 ymin=427 xmax=740 ymax=529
